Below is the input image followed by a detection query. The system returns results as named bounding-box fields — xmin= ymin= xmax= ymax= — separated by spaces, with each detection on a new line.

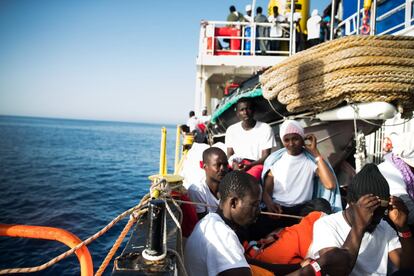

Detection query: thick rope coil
xmin=260 ymin=35 xmax=414 ymax=116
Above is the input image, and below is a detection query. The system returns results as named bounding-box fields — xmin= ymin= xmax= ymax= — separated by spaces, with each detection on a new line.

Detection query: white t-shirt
xmin=187 ymin=116 xmax=199 ymax=132
xmin=268 ymin=14 xmax=285 ymax=37
xmin=187 ymin=180 xmax=219 ymax=214
xmin=307 ymin=15 xmax=322 ymax=40
xmin=309 ymin=211 xmax=401 ymax=276
xmin=270 ymin=152 xmax=317 ymax=206
xmin=184 ymin=213 xmax=249 ymax=276
xmin=199 ymin=115 xmax=211 ymax=124
xmin=226 ymin=121 xmax=276 ymax=161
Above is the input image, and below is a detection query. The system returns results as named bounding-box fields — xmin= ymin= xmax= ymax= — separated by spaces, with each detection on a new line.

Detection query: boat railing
xmin=198 ymin=20 xmax=295 ymax=58
xmin=335 ymin=0 xmax=414 ymax=37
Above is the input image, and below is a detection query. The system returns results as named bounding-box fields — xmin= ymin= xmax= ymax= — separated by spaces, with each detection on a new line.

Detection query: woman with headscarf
xmin=261 ymin=120 xmax=341 ymax=226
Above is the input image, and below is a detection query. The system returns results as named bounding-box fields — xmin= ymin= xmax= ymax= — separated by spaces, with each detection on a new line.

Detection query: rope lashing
xmin=167 ymin=198 xmax=304 ymax=220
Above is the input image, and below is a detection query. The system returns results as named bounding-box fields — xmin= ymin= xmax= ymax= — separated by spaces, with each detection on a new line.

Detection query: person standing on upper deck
xmin=254 ymin=6 xmax=269 ymax=54
xmin=268 ymin=6 xmax=285 ymax=54
xmin=244 ymin=4 xmax=253 ymax=23
xmin=227 ymin=5 xmax=245 ymax=25
xmin=225 ymin=97 xmax=276 ymax=181
xmin=307 ymin=9 xmax=322 ymax=48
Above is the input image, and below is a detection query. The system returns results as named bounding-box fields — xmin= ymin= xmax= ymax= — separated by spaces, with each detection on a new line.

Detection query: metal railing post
xmin=406 ymin=0 xmax=412 ymax=28
xmin=356 ymin=0 xmax=361 ymax=34
xmin=330 ymin=0 xmax=336 ymax=40
xmin=289 ymin=0 xmax=295 ymax=56
xmin=370 ymin=0 xmax=377 ymax=35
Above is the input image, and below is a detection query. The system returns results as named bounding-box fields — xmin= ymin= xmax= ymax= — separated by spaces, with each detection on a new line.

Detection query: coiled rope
xmin=260 ymin=35 xmax=414 ymax=116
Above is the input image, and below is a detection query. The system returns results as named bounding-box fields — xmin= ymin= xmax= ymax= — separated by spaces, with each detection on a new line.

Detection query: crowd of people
xmin=182 ymin=97 xmax=414 ymax=275
xmin=222 ymin=4 xmax=336 ymax=55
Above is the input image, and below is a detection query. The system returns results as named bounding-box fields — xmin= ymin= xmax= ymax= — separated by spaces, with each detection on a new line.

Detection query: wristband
xmin=315 ymin=156 xmax=322 ymax=163
xmin=310 ymin=260 xmax=322 ymax=276
xmin=398 ymin=231 xmax=412 ymax=239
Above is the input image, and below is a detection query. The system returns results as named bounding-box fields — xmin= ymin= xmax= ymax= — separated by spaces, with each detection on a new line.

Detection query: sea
xmin=0 ymin=115 xmax=178 ymax=275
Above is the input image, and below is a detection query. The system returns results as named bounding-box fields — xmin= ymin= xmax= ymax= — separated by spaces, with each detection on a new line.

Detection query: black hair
xmin=189 ymin=110 xmax=195 ymax=117
xmin=202 ymin=147 xmax=226 ymax=164
xmin=347 ymin=163 xmax=390 ymax=203
xmin=180 ymin=124 xmax=190 ymax=133
xmin=257 ymin=7 xmax=263 ymax=14
xmin=298 ymin=198 xmax=332 ymax=216
xmin=229 ymin=5 xmax=236 ymax=12
xmin=219 ymin=171 xmax=258 ymax=201
xmin=235 ymin=97 xmax=255 ymax=110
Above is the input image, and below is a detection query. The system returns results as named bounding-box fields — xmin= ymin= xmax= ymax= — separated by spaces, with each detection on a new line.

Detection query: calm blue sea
xmin=0 ymin=116 xmax=178 ymax=275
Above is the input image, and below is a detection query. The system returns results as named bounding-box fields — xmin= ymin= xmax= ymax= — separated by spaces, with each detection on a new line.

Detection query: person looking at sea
xmin=187 ymin=147 xmax=229 ymax=219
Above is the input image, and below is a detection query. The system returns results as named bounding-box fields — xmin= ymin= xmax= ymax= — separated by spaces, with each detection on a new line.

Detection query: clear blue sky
xmin=0 ymin=0 xmax=330 ymax=124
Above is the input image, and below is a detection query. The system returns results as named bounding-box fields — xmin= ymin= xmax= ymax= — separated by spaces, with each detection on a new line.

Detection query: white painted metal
xmin=330 ymin=0 xmax=336 ymax=40
xmin=315 ymin=102 xmax=397 ymax=121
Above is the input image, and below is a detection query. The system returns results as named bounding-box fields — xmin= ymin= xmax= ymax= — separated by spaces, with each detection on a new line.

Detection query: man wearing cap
xmin=244 ymin=4 xmax=253 ymax=23
xmin=309 ymin=163 xmax=414 ymax=275
xmin=378 ymin=132 xmax=414 ymax=226
xmin=261 ymin=120 xmax=339 ymax=224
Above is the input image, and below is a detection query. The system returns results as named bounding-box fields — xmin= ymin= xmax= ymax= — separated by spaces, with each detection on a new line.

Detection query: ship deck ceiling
xmin=197 ymin=55 xmax=287 ymax=67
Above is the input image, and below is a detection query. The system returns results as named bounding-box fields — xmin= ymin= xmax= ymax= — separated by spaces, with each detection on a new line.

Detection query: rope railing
xmin=0 ymin=196 xmax=149 ymax=275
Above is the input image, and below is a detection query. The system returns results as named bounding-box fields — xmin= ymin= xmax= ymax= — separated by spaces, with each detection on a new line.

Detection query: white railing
xmin=335 ymin=0 xmax=414 ymax=37
xmin=199 ymin=20 xmax=295 ymax=57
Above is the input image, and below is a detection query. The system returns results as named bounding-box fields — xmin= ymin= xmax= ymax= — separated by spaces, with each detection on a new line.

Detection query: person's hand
xmin=304 ymin=134 xmax=320 ymax=157
xmin=232 ymin=161 xmax=242 ymax=171
xmin=388 ymin=196 xmax=409 ymax=230
xmin=349 ymin=194 xmax=380 ymax=232
xmin=317 ymin=247 xmax=352 ymax=276
xmin=239 ymin=163 xmax=252 ymax=172
xmin=266 ymin=202 xmax=282 ymax=220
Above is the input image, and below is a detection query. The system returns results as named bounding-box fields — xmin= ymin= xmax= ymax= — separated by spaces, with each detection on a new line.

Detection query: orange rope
xmin=94 ymin=210 xmax=145 ymax=276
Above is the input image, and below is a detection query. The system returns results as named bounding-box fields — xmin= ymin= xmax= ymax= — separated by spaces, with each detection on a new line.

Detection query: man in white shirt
xmin=309 ymin=163 xmax=414 ymax=276
xmin=268 ymin=6 xmax=285 ymax=53
xmin=306 ymin=9 xmax=322 ymax=48
xmin=244 ymin=4 xmax=252 ymax=23
xmin=186 ymin=110 xmax=198 ymax=132
xmin=184 ymin=171 xmax=261 ymax=276
xmin=226 ymin=97 xmax=276 ymax=181
xmin=187 ymin=147 xmax=229 ymax=219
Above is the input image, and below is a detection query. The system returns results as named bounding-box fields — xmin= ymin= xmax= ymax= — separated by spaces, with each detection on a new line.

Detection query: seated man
xmin=187 ymin=147 xmax=229 ymax=219
xmin=262 ymin=119 xmax=340 ymax=224
xmin=185 ymin=171 xmax=351 ymax=276
xmin=309 ymin=163 xmax=414 ymax=275
xmin=226 ymin=97 xmax=276 ymax=181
